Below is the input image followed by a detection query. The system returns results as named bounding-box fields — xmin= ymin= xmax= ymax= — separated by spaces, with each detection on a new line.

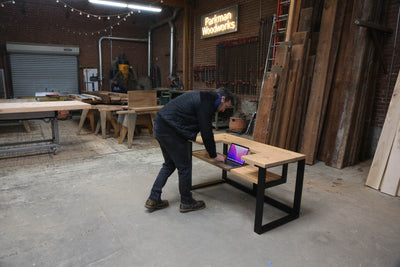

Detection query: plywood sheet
xmin=128 ymin=90 xmax=157 ymax=108
xmin=380 ymin=119 xmax=400 ymax=196
xmin=366 ymin=71 xmax=400 ymax=189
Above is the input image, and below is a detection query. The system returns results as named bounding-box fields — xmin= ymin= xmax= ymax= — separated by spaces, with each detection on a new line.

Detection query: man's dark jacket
xmin=156 ymin=91 xmax=219 ymax=158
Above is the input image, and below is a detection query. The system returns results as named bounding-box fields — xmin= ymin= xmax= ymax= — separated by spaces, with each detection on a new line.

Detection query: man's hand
xmin=213 ymin=154 xmax=225 ymax=162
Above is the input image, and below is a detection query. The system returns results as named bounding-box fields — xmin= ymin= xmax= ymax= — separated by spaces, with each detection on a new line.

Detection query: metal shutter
xmin=9 ymin=54 xmax=78 ymax=97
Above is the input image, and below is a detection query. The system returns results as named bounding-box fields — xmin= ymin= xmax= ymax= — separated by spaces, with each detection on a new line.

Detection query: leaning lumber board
xmin=278 ymin=59 xmax=299 ymax=148
xmin=380 ymin=119 xmax=400 ymax=196
xmin=270 ymin=44 xmax=291 ymax=146
xmin=366 ymin=71 xmax=400 ymax=189
xmin=332 ymin=0 xmax=383 ymax=168
xmin=253 ymin=72 xmax=279 ymax=143
xmin=317 ymin=0 xmax=352 ymax=164
xmin=286 ymin=32 xmax=310 ymax=151
xmin=300 ymin=0 xmax=343 ymax=164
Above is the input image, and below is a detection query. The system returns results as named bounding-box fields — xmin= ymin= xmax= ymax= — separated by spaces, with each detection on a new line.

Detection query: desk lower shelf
xmin=192 ymin=149 xmax=281 ymax=184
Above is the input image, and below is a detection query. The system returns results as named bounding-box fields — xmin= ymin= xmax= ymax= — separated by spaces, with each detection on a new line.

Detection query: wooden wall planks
xmin=253 ymin=0 xmax=388 ymax=172
xmin=299 ymin=0 xmax=343 ymax=165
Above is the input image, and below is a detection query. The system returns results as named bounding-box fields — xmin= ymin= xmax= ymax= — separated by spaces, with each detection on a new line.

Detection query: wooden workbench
xmin=0 ymin=101 xmax=90 ymax=114
xmin=77 ymin=104 xmax=163 ymax=148
xmin=0 ymin=100 xmax=90 ymax=154
xmin=192 ymin=133 xmax=306 ymax=234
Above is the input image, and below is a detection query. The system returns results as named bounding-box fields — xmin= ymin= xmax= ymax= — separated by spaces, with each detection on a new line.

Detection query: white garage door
xmin=9 ymin=54 xmax=79 ymax=97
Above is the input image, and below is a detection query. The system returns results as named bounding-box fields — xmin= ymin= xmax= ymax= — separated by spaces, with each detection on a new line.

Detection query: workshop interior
xmin=0 ymin=0 xmax=399 ymax=266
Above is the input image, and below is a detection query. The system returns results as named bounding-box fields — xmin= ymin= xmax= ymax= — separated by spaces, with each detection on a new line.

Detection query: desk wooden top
xmin=0 ymin=100 xmax=91 ymax=114
xmin=195 ymin=133 xmax=305 ymax=168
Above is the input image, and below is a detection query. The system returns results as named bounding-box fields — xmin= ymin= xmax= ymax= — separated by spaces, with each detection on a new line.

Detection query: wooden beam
xmin=300 ymin=0 xmax=343 ymax=164
xmin=354 ymin=19 xmax=393 ymax=33
xmin=285 ymin=0 xmax=297 ymax=42
xmin=319 ymin=0 xmax=385 ymax=168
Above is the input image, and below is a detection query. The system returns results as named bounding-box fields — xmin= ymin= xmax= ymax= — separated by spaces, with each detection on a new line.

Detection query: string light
xmin=1 ymin=0 xmax=147 ymax=36
xmin=54 ymin=0 xmax=138 ymax=35
xmin=0 ymin=0 xmax=15 ymax=7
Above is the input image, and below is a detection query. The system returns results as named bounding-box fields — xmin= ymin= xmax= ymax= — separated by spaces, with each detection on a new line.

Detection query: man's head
xmin=216 ymin=87 xmax=234 ymax=112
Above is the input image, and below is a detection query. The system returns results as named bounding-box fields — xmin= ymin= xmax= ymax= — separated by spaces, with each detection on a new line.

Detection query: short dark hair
xmin=216 ymin=87 xmax=234 ymax=102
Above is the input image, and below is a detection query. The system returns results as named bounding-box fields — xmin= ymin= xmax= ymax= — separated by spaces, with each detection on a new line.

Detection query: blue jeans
xmin=149 ymin=118 xmax=193 ymax=204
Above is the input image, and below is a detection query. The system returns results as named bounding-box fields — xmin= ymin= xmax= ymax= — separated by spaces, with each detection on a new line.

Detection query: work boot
xmin=180 ymin=199 xmax=206 ymax=213
xmin=145 ymin=198 xmax=169 ymax=211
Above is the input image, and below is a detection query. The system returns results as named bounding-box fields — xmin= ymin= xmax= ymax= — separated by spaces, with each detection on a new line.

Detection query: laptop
xmin=221 ymin=143 xmax=250 ymax=170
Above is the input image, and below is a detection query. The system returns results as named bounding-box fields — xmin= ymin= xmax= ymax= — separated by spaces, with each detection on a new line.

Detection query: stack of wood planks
xmin=68 ymin=94 xmax=103 ymax=104
xmin=365 ymin=72 xmax=400 ymax=197
xmin=82 ymin=91 xmax=128 ymax=104
xmin=254 ymin=0 xmax=387 ymax=169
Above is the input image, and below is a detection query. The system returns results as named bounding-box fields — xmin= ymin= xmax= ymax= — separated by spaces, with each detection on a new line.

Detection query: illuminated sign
xmin=201 ymin=5 xmax=238 ymax=39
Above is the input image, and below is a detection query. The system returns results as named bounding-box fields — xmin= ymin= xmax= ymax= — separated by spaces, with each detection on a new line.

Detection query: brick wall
xmin=372 ymin=0 xmax=400 ymax=129
xmin=0 ymin=0 xmax=167 ymax=94
xmin=191 ymin=0 xmax=276 ymax=91
xmin=1 ymin=0 xmax=398 ymax=133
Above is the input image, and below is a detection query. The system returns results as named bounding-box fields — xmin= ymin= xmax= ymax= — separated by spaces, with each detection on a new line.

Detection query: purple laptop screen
xmin=227 ymin=144 xmax=249 ymax=164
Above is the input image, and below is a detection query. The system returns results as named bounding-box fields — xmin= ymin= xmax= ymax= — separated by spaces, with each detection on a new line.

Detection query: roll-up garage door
xmin=9 ymin=54 xmax=78 ymax=97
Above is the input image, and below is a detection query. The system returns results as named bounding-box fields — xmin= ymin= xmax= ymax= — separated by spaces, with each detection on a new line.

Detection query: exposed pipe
xmin=147 ymin=8 xmax=182 ymax=77
xmin=168 ymin=20 xmax=174 ymax=77
xmin=98 ymin=36 xmax=147 ymax=87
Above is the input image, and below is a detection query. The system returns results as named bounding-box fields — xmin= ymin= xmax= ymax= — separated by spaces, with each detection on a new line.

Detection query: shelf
xmin=192 ymin=149 xmax=282 ymax=184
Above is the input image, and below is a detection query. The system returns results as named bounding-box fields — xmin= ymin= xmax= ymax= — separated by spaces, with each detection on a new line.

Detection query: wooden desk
xmin=0 ymin=100 xmax=90 ymax=154
xmin=192 ymin=133 xmax=306 ymax=234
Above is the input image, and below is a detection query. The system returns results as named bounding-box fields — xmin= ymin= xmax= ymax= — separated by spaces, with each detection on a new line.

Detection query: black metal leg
xmin=252 ymin=160 xmax=305 ymax=234
xmin=293 ymin=159 xmax=305 ymax=214
xmin=254 ymin=167 xmax=266 ymax=234
xmin=222 ymin=143 xmax=228 ymax=180
xmin=282 ymin=163 xmax=288 ymax=182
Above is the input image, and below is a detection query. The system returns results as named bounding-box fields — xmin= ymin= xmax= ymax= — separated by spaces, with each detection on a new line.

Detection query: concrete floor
xmin=0 ymin=119 xmax=399 ymax=267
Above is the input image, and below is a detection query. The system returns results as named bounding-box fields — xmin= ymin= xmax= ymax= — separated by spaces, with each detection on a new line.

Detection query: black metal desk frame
xmin=192 ymin=143 xmax=305 ymax=235
xmin=0 ymin=111 xmax=59 ymax=154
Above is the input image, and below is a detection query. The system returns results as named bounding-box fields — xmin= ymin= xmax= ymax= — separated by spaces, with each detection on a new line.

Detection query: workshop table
xmin=77 ymin=104 xmax=163 ymax=149
xmin=0 ymin=100 xmax=91 ymax=154
xmin=192 ymin=133 xmax=306 ymax=234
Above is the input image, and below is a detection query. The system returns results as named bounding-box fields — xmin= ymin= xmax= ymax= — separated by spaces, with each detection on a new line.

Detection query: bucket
xmin=229 ymin=117 xmax=246 ymax=133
